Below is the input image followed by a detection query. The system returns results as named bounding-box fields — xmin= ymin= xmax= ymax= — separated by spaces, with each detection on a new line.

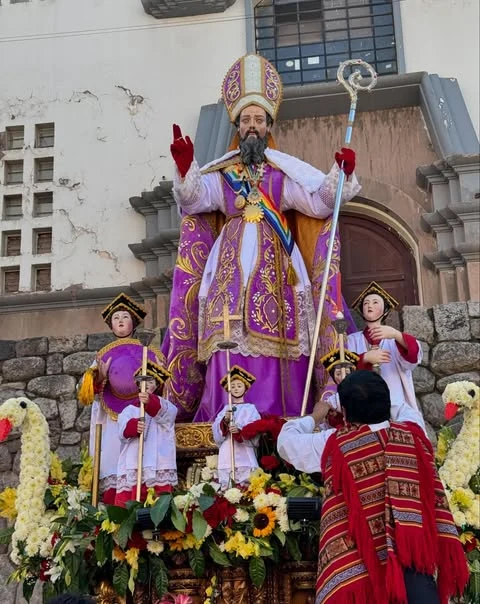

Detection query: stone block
xmin=424 ymin=421 xmax=437 ymax=447
xmin=15 ymin=337 xmax=48 ymax=357
xmin=436 ymin=371 xmax=480 ymax=391
xmin=46 ymin=353 xmax=64 ymax=375
xmin=430 ymin=342 xmax=480 ymax=376
xmin=0 ymin=340 xmax=16 ymax=361
xmin=27 ymin=375 xmax=76 ymax=398
xmin=402 ymin=306 xmax=435 ymax=344
xmin=0 ymin=553 xmax=17 ymax=603
xmin=467 ymin=300 xmax=480 ymax=317
xmin=412 ymin=366 xmax=436 ymax=393
xmin=433 ymin=302 xmax=470 ymax=341
xmin=55 ymin=444 xmax=81 ymax=462
xmin=2 ymin=357 xmax=45 ymax=382
xmin=420 ymin=392 xmax=445 ymax=429
xmin=6 ymin=436 xmax=21 ymax=454
xmin=33 ymin=397 xmax=58 ymax=420
xmin=88 ymin=332 xmax=116 ymax=351
xmin=48 ymin=335 xmax=87 ymax=354
xmin=58 ymin=399 xmax=79 ymax=430
xmin=0 ymin=385 xmax=26 ymax=403
xmin=0 ymin=443 xmax=12 ymax=472
xmin=471 ymin=318 xmax=480 ymax=339
xmin=63 ymin=351 xmax=95 ymax=375
xmin=418 ymin=341 xmax=430 ymax=366
xmin=48 ymin=418 xmax=62 ymax=449
xmin=60 ymin=431 xmax=81 ymax=445
xmin=75 ymin=406 xmax=92 ymax=431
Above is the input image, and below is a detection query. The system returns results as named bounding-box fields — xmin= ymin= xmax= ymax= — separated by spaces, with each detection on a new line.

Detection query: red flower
xmin=203 ymin=496 xmax=237 ymax=529
xmin=260 ymin=455 xmax=280 ymax=471
xmin=464 ymin=537 xmax=479 ymax=553
xmin=266 ymin=486 xmax=282 ymax=495
xmin=241 ymin=415 xmax=286 ymax=441
xmin=50 ymin=532 xmax=60 ymax=547
xmin=185 ymin=508 xmax=194 ymax=534
xmin=127 ymin=531 xmax=147 ymax=550
xmin=39 ymin=559 xmax=51 ymax=582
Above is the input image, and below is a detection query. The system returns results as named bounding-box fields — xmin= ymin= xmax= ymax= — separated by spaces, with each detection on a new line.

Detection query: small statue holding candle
xmin=115 ymin=360 xmax=177 ymax=506
xmin=212 ymin=366 xmax=261 ymax=489
xmin=319 ymin=347 xmax=360 ymax=428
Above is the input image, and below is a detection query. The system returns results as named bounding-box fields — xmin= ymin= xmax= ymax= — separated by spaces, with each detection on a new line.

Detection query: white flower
xmin=147 ymin=540 xmax=164 ymax=555
xmin=173 ymin=495 xmax=189 ymax=510
xmin=45 ymin=563 xmax=63 ymax=584
xmin=205 ymin=455 xmax=218 ymax=470
xmin=66 ymin=487 xmax=88 ymax=511
xmin=224 ymin=488 xmax=242 ymax=504
xmin=201 ymin=467 xmax=214 ymax=481
xmin=253 ymin=493 xmax=270 ymax=510
xmin=233 ymin=509 xmax=249 ymax=523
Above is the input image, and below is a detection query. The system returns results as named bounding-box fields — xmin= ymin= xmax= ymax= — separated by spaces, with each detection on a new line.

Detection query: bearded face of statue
xmin=236 ymin=105 xmax=272 ymax=166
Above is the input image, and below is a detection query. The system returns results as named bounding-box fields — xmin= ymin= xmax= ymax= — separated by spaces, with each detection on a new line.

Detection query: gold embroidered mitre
xmin=221 ymin=53 xmax=283 ymax=123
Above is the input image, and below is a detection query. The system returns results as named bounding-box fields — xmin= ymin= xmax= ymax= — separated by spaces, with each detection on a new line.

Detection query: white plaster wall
xmin=0 ymin=0 xmax=246 ymax=291
xmin=400 ymin=0 xmax=480 ymax=137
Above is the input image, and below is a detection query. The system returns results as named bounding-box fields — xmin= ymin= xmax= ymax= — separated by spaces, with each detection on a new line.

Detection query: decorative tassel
xmin=287 ymin=258 xmax=298 ymax=286
xmin=78 ymin=368 xmax=95 ymax=406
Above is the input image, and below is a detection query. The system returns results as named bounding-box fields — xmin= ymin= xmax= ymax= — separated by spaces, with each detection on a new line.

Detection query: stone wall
xmin=0 ymin=301 xmax=479 ymax=601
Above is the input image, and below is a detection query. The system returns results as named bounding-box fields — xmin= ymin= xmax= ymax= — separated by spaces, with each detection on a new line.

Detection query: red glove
xmin=335 ymin=147 xmax=356 ymax=176
xmin=170 ymin=124 xmax=194 ymax=178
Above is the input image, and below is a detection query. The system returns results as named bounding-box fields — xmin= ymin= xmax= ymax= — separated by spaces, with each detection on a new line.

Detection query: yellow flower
xmin=144 ymin=488 xmax=158 ymax=507
xmin=77 ymin=455 xmax=93 ymax=492
xmin=277 ymin=473 xmax=296 ymax=488
xmin=205 ymin=586 xmax=213 ymax=597
xmin=101 ymin=519 xmax=120 ymax=534
xmin=451 ymin=488 xmax=475 ymax=511
xmin=247 ymin=468 xmax=271 ymax=498
xmin=146 ymin=540 xmax=164 ymax=555
xmin=224 ymin=531 xmax=259 ymax=559
xmin=49 ymin=452 xmax=66 ymax=483
xmin=253 ymin=506 xmax=276 ymax=538
xmin=125 ymin=547 xmax=140 ymax=570
xmin=0 ymin=487 xmax=17 ymax=521
xmin=162 ymin=529 xmax=184 ymax=541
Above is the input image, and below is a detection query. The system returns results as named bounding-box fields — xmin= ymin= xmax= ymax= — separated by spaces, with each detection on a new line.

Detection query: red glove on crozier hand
xmin=170 ymin=124 xmax=194 ymax=178
xmin=335 ymin=147 xmax=356 ymax=176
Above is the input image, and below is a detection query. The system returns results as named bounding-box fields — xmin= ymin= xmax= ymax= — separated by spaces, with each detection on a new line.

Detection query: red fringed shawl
xmin=316 ymin=422 xmax=469 ymax=604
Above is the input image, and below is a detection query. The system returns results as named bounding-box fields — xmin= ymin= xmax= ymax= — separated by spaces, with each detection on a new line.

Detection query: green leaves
xmin=116 ymin=507 xmax=138 ymax=549
xmin=249 ymin=556 xmax=266 ymax=587
xmin=0 ymin=526 xmax=13 ymax=545
xmin=273 ymin=527 xmax=286 ymax=546
xmin=188 ymin=548 xmax=205 ymax=578
xmin=285 ymin=533 xmax=302 ymax=561
xmin=150 ymin=494 xmax=172 ymax=528
xmin=151 ymin=556 xmax=169 ymax=597
xmin=192 ymin=509 xmax=208 ymax=541
xmin=208 ymin=542 xmax=231 ymax=567
xmin=170 ymin=501 xmax=186 ymax=532
xmin=95 ymin=530 xmax=112 ymax=567
xmin=107 ymin=504 xmax=131 ymax=524
xmin=113 ymin=563 xmax=129 ymax=597
xmin=22 ymin=576 xmax=36 ymax=603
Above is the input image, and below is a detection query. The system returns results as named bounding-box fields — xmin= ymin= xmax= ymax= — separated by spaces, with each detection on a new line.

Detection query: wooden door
xmin=339 ymin=214 xmax=419 ymax=309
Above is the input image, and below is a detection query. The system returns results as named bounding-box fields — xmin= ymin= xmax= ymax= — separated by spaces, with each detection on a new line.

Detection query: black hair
xmin=46 ymin=595 xmax=95 ymax=604
xmin=337 ymin=370 xmax=391 ymax=424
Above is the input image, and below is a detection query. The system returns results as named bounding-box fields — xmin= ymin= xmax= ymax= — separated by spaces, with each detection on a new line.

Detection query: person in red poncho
xmin=278 ymin=371 xmax=469 ymax=604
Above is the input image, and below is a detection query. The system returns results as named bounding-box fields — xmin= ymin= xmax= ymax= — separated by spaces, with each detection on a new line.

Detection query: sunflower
xmin=253 ymin=506 xmax=276 ymax=537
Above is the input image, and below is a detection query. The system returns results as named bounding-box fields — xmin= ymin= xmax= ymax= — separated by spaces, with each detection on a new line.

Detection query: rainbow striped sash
xmin=222 ymin=164 xmax=294 ymax=256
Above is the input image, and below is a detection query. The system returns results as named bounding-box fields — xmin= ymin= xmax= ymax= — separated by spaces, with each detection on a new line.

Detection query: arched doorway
xmin=339 ymin=213 xmax=420 ymax=309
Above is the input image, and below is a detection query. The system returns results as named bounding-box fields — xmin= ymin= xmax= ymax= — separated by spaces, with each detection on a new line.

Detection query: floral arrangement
xmin=436 ymin=381 xmax=480 ymax=603
xmin=0 ymin=404 xmax=320 ymax=602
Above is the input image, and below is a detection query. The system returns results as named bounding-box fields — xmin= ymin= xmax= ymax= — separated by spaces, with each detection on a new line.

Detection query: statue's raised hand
xmin=335 ymin=147 xmax=356 ymax=176
xmin=170 ymin=124 xmax=194 ymax=178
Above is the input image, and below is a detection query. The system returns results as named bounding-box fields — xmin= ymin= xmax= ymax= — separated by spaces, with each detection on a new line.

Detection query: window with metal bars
xmin=2 ymin=267 xmax=20 ymax=294
xmin=255 ymin=0 xmax=398 ymax=86
xmin=33 ymin=228 xmax=52 ymax=255
xmin=33 ymin=264 xmax=51 ymax=292
xmin=6 ymin=126 xmax=24 ymax=150
xmin=34 ymin=157 xmax=54 ymax=182
xmin=3 ymin=195 xmax=23 ymax=219
xmin=2 ymin=231 xmax=21 ymax=256
xmin=35 ymin=123 xmax=55 ymax=148
xmin=4 ymin=160 xmax=23 ymax=185
xmin=33 ymin=192 xmax=53 ymax=216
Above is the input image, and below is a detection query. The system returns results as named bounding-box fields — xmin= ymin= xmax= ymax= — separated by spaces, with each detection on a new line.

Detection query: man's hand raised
xmin=170 ymin=124 xmax=194 ymax=178
xmin=335 ymin=147 xmax=356 ymax=176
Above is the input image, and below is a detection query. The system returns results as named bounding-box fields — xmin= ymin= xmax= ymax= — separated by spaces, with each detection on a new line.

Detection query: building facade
xmin=0 ymin=0 xmax=478 ymax=339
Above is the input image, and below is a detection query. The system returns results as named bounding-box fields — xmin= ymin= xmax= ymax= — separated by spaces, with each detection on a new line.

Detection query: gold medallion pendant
xmin=247 ymin=187 xmax=261 ymax=204
xmin=235 ymin=194 xmax=246 ymax=209
xmin=243 ymin=204 xmax=264 ymax=223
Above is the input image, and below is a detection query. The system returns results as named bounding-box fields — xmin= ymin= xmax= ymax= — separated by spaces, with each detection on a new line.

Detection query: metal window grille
xmin=35 ymin=123 xmax=55 ymax=148
xmin=2 ymin=231 xmax=21 ymax=256
xmin=33 ymin=264 xmax=51 ymax=291
xmin=2 ymin=268 xmax=20 ymax=294
xmin=4 ymin=160 xmax=23 ymax=185
xmin=255 ymin=0 xmax=397 ymax=85
xmin=33 ymin=229 xmax=52 ymax=254
xmin=34 ymin=157 xmax=54 ymax=182
xmin=6 ymin=126 xmax=24 ymax=150
xmin=33 ymin=192 xmax=53 ymax=216
xmin=3 ymin=195 xmax=23 ymax=219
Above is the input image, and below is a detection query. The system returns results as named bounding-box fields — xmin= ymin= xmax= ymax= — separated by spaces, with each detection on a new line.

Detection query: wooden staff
xmin=300 ymin=59 xmax=377 ymax=416
xmin=213 ymin=303 xmax=241 ymax=485
xmin=135 ymin=329 xmax=155 ymax=501
xmin=91 ymin=424 xmax=102 ymax=507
